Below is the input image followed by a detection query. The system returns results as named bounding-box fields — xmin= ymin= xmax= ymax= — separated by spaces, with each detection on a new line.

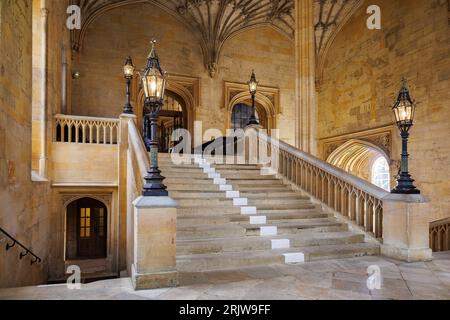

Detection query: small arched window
xmin=372 ymin=157 xmax=390 ymax=191
xmin=231 ymin=104 xmax=259 ymax=130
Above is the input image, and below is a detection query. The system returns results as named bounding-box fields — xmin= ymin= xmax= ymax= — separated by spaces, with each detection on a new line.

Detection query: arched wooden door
xmin=66 ymin=198 xmax=107 ymax=259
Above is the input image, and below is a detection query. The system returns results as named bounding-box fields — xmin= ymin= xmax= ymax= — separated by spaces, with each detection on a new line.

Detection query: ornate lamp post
xmin=123 ymin=56 xmax=135 ymax=114
xmin=140 ymin=40 xmax=168 ymax=197
xmin=391 ymin=79 xmax=420 ymax=194
xmin=247 ymin=70 xmax=260 ymax=126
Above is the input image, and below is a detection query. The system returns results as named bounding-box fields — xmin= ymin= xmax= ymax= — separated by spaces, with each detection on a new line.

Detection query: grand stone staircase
xmin=159 ymin=154 xmax=380 ymax=273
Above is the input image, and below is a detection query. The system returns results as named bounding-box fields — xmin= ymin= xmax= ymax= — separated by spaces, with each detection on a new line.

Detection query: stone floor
xmin=1 ymin=253 xmax=450 ymax=300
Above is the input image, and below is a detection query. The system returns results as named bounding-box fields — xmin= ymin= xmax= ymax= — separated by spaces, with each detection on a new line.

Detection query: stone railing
xmin=54 ymin=114 xmax=119 ymax=145
xmin=257 ymin=131 xmax=390 ymax=240
xmin=127 ymin=118 xmax=150 ymax=193
xmin=430 ymin=218 xmax=450 ymax=252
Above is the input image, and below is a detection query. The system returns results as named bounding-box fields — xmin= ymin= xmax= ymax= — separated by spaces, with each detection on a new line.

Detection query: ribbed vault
xmin=71 ymin=0 xmax=362 ymax=78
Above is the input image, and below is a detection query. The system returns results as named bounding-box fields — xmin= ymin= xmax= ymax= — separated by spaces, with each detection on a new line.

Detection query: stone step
xmin=170 ymin=191 xmax=226 ymax=199
xmin=240 ymin=191 xmax=307 ymax=199
xmin=176 ymin=198 xmax=234 ymax=207
xmin=167 ymin=184 xmax=221 ymax=192
xmin=213 ymin=169 xmax=265 ymax=176
xmin=257 ymin=206 xmax=321 ymax=214
xmin=228 ymin=179 xmax=284 ymax=185
xmin=176 ymin=242 xmax=379 ymax=272
xmin=164 ymin=172 xmax=209 ymax=179
xmin=234 ymin=185 xmax=290 ymax=191
xmin=247 ymin=198 xmax=312 ymax=206
xmin=219 ymin=174 xmax=278 ymax=180
xmin=177 ymin=220 xmax=347 ymax=239
xmin=240 ymin=219 xmax=346 ymax=236
xmin=306 ymin=242 xmax=380 ymax=261
xmin=165 ymin=178 xmax=215 ymax=184
xmin=250 ymin=203 xmax=317 ymax=210
xmin=177 ymin=249 xmax=285 ymax=272
xmin=178 ymin=224 xmax=246 ymax=238
xmin=178 ymin=206 xmax=242 ymax=215
xmin=178 ymin=216 xmax=337 ymax=230
xmin=176 ymin=232 xmax=366 ymax=255
xmin=159 ymin=167 xmax=204 ymax=173
xmin=213 ymin=166 xmax=261 ymax=171
xmin=177 ymin=211 xmax=332 ymax=226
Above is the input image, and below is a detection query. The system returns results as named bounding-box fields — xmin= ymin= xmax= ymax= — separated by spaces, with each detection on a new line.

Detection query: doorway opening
xmin=143 ymin=91 xmax=187 ymax=153
xmin=231 ymin=103 xmax=267 ymax=130
xmin=66 ymin=198 xmax=107 ymax=260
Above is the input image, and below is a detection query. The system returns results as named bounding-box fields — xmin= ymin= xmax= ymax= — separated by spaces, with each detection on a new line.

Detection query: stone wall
xmin=0 ymin=0 xmax=50 ymax=288
xmin=70 ymin=3 xmax=296 ymax=145
xmin=318 ymin=0 xmax=450 ymax=221
xmin=0 ymin=0 xmax=71 ymax=288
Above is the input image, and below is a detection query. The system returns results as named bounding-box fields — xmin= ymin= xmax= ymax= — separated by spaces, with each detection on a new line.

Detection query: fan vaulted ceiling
xmin=71 ymin=0 xmax=362 ymax=78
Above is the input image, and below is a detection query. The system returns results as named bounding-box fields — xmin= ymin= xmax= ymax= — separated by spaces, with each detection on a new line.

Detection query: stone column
xmin=295 ymin=0 xmax=317 ymax=155
xmin=131 ymin=196 xmax=178 ymax=290
xmin=38 ymin=5 xmax=49 ymax=178
xmin=118 ymin=114 xmax=136 ymax=274
xmin=381 ymin=194 xmax=433 ymax=262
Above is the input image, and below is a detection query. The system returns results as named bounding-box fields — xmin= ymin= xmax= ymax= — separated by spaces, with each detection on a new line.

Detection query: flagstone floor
xmin=1 ymin=253 xmax=449 ymax=300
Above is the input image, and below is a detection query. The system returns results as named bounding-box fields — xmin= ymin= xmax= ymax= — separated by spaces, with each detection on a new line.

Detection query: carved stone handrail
xmin=258 ymin=131 xmax=391 ymax=239
xmin=128 ymin=118 xmax=150 ymax=192
xmin=54 ymin=114 xmax=119 ymax=145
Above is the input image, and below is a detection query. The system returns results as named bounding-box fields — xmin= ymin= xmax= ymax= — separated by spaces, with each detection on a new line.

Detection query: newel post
xmin=118 ymin=113 xmax=136 ymax=274
xmin=131 ymin=195 xmax=178 ymax=290
xmin=381 ymin=194 xmax=432 ymax=262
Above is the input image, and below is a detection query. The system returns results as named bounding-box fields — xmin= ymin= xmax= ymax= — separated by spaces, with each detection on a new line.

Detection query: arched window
xmin=372 ymin=157 xmax=390 ymax=191
xmin=231 ymin=103 xmax=259 ymax=130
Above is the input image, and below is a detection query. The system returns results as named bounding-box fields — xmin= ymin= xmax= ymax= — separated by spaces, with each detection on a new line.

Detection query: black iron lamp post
xmin=140 ymin=40 xmax=168 ymax=197
xmin=391 ymin=79 xmax=420 ymax=194
xmin=123 ymin=56 xmax=135 ymax=114
xmin=247 ymin=70 xmax=260 ymax=126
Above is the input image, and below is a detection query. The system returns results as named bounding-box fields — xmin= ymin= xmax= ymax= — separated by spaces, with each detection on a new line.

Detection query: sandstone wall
xmin=318 ymin=0 xmax=450 ymax=221
xmin=0 ymin=0 xmax=71 ymax=288
xmin=0 ymin=0 xmax=50 ymax=288
xmin=70 ymin=3 xmax=296 ymax=145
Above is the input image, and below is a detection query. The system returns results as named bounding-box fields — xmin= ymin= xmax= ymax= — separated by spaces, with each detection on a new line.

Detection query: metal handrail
xmin=0 ymin=227 xmax=42 ymax=265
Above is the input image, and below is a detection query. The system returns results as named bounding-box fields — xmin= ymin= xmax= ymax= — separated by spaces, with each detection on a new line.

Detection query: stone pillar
xmin=295 ymin=0 xmax=317 ymax=155
xmin=381 ymin=194 xmax=433 ymax=262
xmin=131 ymin=196 xmax=178 ymax=290
xmin=38 ymin=5 xmax=49 ymax=178
xmin=118 ymin=114 xmax=136 ymax=274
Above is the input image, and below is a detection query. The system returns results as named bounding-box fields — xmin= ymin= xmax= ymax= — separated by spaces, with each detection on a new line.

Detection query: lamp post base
xmin=143 ymin=168 xmax=168 ymax=197
xmin=391 ymin=173 xmax=420 ymax=194
xmin=247 ymin=118 xmax=260 ymax=126
xmin=123 ymin=104 xmax=134 ymax=114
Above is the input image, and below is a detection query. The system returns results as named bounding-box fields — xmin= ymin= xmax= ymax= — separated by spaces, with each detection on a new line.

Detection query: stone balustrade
xmin=54 ymin=114 xmax=119 ymax=145
xmin=257 ymin=130 xmax=431 ymax=261
xmin=258 ymin=131 xmax=388 ymax=239
xmin=430 ymin=218 xmax=450 ymax=252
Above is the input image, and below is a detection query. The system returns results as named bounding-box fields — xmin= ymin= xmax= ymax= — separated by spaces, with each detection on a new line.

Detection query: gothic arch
xmin=226 ymin=92 xmax=276 ymax=132
xmin=134 ymin=75 xmax=198 ymax=137
xmin=326 ymin=139 xmax=391 ymax=185
xmin=224 ymin=82 xmax=279 ymax=133
xmin=63 ymin=194 xmax=110 ymax=212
